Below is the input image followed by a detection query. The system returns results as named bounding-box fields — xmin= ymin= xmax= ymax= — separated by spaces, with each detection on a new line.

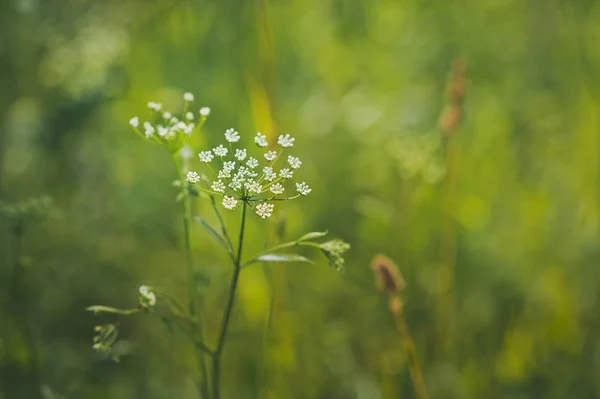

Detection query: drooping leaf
xmin=193 ymin=216 xmax=230 ymax=252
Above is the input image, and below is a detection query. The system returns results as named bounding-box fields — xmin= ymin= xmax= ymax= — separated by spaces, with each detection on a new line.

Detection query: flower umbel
xmin=225 ymin=128 xmax=240 ymax=143
xmin=199 ymin=151 xmax=214 ymax=163
xmin=278 ymin=134 xmax=295 ymax=148
xmin=296 ymin=182 xmax=311 ymax=196
xmin=255 ymin=203 xmax=274 ymax=218
xmin=186 ymin=171 xmax=200 ymax=184
xmin=222 ymin=196 xmax=238 ymax=210
xmin=130 ymin=92 xmax=206 ymax=153
xmin=254 ymin=132 xmax=268 ymax=147
xmin=187 ymin=131 xmax=309 ymax=218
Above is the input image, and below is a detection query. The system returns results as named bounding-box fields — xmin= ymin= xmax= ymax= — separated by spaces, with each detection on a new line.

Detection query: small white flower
xmin=264 ymin=151 xmax=277 ymax=161
xmin=157 ymin=125 xmax=169 ymax=137
xmin=287 ymin=156 xmax=302 ymax=169
xmin=186 ymin=112 xmax=194 ymax=121
xmin=229 ymin=179 xmax=243 ymax=191
xmin=236 ymin=166 xmax=250 ymax=178
xmin=183 ymin=92 xmax=195 ymax=102
xmin=170 ymin=116 xmax=179 ymax=124
xmin=296 ymin=182 xmax=311 ymax=195
xmin=246 ymin=157 xmax=259 ymax=169
xmin=129 ymin=116 xmax=139 ymax=128
xmin=181 ymin=146 xmax=193 ymax=160
xmin=255 ymin=203 xmax=274 ymax=218
xmin=245 ymin=180 xmax=262 ymax=195
xmin=211 ymin=180 xmax=226 ymax=193
xmin=225 ymin=128 xmax=240 ymax=143
xmin=219 ymin=169 xmax=232 ymax=179
xmin=278 ymin=134 xmax=295 ymax=148
xmin=254 ymin=132 xmax=268 ymax=147
xmin=270 ymin=183 xmax=285 ymax=195
xmin=162 ymin=112 xmax=172 ymax=119
xmin=263 ymin=166 xmax=277 ymax=181
xmin=213 ymin=145 xmax=228 ymax=157
xmin=184 ymin=123 xmax=195 ymax=135
xmin=200 ymin=107 xmax=211 ymax=117
xmin=143 ymin=122 xmax=155 ymax=137
xmin=222 ymin=196 xmax=238 ymax=210
xmin=279 ymin=168 xmax=293 ymax=179
xmin=139 ymin=285 xmax=156 ymax=306
xmin=147 ymin=102 xmax=162 ymax=111
xmin=187 ymin=171 xmax=200 ymax=183
xmin=199 ymin=151 xmax=214 ymax=163
xmin=235 ymin=149 xmax=247 ymax=161
xmin=223 ymin=161 xmax=236 ymax=173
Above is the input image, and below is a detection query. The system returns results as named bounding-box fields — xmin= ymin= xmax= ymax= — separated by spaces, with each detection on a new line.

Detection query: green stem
xmin=175 ymin=154 xmax=210 ymax=399
xmin=7 ymin=227 xmax=42 ymax=398
xmin=212 ymin=201 xmax=247 ymax=399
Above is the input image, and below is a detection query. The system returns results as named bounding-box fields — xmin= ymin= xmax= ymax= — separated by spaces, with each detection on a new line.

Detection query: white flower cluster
xmin=129 ymin=92 xmax=210 ymax=153
xmin=187 ymin=130 xmax=311 ymax=218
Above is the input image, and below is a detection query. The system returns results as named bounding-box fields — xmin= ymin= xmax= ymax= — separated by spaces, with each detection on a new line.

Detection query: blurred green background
xmin=1 ymin=0 xmax=600 ymax=398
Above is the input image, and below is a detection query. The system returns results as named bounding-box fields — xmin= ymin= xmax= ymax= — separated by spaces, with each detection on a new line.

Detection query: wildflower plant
xmin=86 ymin=91 xmax=350 ymax=399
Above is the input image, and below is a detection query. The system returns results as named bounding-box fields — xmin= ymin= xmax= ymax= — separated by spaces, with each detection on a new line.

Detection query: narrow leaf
xmin=243 ymin=253 xmax=314 ymax=268
xmin=85 ymin=305 xmax=138 ymax=316
xmin=193 ymin=216 xmax=230 ymax=252
xmin=297 ymin=230 xmax=328 ymax=242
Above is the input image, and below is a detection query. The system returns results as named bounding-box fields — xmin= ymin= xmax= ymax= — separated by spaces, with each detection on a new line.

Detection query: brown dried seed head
xmin=439 ymin=105 xmax=463 ymax=138
xmin=371 ymin=254 xmax=405 ymax=294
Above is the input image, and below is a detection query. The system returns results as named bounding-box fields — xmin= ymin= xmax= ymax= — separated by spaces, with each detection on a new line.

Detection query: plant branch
xmin=209 ymin=195 xmax=236 ymax=261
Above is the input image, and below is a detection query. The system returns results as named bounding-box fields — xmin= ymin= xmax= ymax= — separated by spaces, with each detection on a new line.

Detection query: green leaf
xmin=85 ymin=305 xmax=139 ymax=316
xmin=193 ymin=216 xmax=230 ymax=252
xmin=297 ymin=230 xmax=328 ymax=242
xmin=257 ymin=253 xmax=314 ymax=263
xmin=243 ymin=253 xmax=314 ymax=268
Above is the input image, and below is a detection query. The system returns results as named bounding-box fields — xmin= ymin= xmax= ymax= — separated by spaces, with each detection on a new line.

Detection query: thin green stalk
xmin=212 ymin=201 xmax=247 ymax=399
xmin=6 ymin=226 xmax=42 ymax=399
xmin=393 ymin=295 xmax=430 ymax=399
xmin=175 ymin=155 xmax=210 ymax=399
